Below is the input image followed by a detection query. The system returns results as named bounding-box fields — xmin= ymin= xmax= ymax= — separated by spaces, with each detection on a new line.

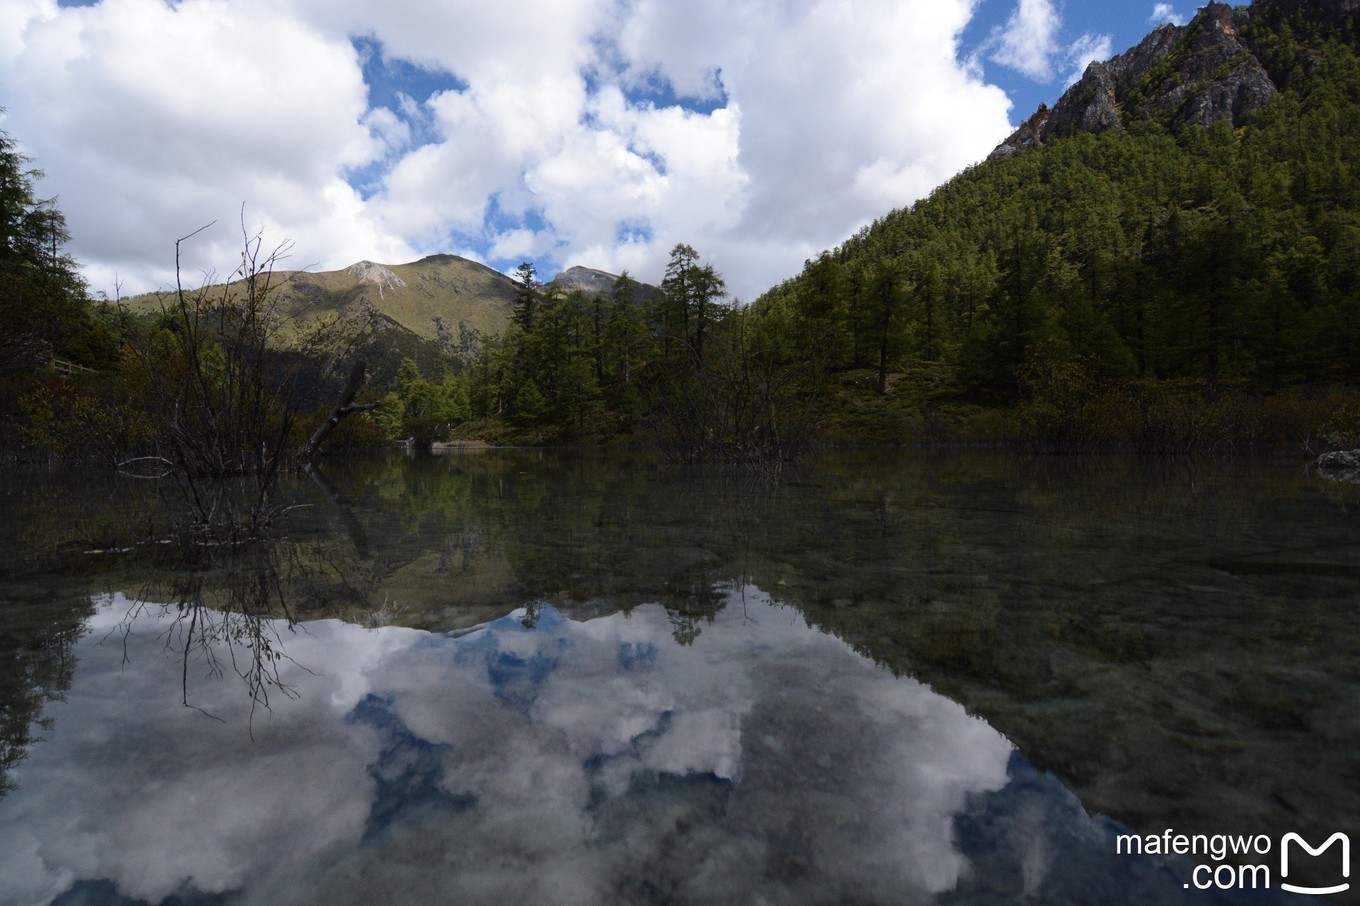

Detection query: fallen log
xmin=299 ymin=361 xmax=380 ymax=462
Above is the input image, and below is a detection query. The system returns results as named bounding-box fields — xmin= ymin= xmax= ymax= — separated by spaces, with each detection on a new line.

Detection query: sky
xmin=0 ymin=0 xmax=1191 ymax=302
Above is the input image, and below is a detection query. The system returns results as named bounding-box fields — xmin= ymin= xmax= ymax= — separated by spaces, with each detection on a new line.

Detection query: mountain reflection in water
xmin=0 ymin=586 xmax=1254 ymax=906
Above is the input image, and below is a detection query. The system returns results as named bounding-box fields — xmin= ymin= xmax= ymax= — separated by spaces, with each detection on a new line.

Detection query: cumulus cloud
xmin=987 ymin=0 xmax=1113 ymax=91
xmin=1064 ymin=32 xmax=1115 ymax=85
xmin=0 ymin=0 xmax=1014 ymax=300
xmin=1151 ymin=3 xmax=1187 ymax=26
xmin=599 ymin=0 xmax=1011 ymax=295
xmin=0 ymin=0 xmax=421 ymax=292
xmin=990 ymin=0 xmax=1064 ymax=81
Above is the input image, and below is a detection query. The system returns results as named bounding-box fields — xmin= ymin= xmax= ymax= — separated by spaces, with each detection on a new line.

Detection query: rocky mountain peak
xmin=548 ymin=265 xmax=662 ymax=302
xmin=346 ymin=260 xmax=407 ymax=295
xmin=550 ymin=266 xmax=623 ymax=296
xmin=991 ymin=0 xmax=1292 ymax=158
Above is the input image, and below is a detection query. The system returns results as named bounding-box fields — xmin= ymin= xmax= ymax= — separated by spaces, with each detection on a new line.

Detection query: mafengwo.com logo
xmin=1116 ymin=829 xmax=1350 ymax=895
xmin=1281 ymin=834 xmax=1351 ymax=896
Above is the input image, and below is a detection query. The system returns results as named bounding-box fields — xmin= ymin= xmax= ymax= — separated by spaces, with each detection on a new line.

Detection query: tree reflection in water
xmin=105 ymin=494 xmax=401 ymax=730
xmin=114 ymin=556 xmax=307 ymax=728
xmin=0 ymin=449 xmax=1355 ymax=898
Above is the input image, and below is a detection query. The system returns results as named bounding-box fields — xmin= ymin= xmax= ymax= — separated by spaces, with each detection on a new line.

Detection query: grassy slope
xmin=123 ymin=253 xmax=516 ymax=342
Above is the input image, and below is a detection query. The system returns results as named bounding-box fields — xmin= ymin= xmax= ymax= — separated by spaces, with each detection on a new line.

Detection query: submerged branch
xmin=299 ymin=360 xmax=378 ymax=463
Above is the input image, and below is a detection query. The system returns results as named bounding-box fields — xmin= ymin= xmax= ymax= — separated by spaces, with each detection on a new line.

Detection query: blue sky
xmin=961 ymin=0 xmax=1189 ymax=122
xmin=5 ymin=0 xmax=1193 ymax=301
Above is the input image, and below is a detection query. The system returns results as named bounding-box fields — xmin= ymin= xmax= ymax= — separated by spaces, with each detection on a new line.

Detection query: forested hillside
xmin=754 ymin=0 xmax=1359 ymax=400
xmin=440 ymin=0 xmax=1360 ymax=454
xmin=5 ymin=0 xmax=1360 ymax=463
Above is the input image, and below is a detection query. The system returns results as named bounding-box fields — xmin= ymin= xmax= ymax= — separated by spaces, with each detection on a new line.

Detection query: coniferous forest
xmin=749 ymin=2 xmax=1360 ymax=452
xmin=3 ymin=0 xmax=1360 ymax=465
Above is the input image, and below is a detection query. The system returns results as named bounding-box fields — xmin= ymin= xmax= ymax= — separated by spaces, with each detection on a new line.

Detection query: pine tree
xmin=511 ymin=261 xmax=540 ymax=330
xmin=660 ymin=243 xmax=726 ymax=363
xmin=0 ymin=122 xmax=92 ymax=375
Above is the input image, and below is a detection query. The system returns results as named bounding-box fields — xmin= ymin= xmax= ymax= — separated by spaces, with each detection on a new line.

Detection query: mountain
xmin=548 ymin=265 xmax=662 ymax=302
xmin=549 ymin=266 xmax=622 ymax=296
xmin=297 ymin=255 xmax=516 ymax=341
xmin=993 ymin=0 xmax=1357 ymax=158
xmin=752 ymin=0 xmax=1360 ymax=404
xmin=992 ymin=3 xmax=1273 ymax=157
xmin=277 ymin=253 xmax=517 ymax=341
xmin=124 ymin=253 xmax=517 ymax=342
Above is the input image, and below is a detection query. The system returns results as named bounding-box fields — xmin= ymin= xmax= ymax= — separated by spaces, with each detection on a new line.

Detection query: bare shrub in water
xmin=127 ymin=218 xmax=373 ymax=540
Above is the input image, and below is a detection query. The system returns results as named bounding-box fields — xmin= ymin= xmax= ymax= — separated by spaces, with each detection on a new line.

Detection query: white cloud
xmin=988 ymin=0 xmax=1113 ymax=91
xmin=1065 ymin=32 xmax=1115 ymax=86
xmin=0 ymin=0 xmax=1014 ymax=301
xmin=1153 ymin=3 xmax=1185 ymax=26
xmin=598 ymin=0 xmax=1011 ymax=295
xmin=362 ymin=106 xmax=413 ymax=158
xmin=0 ymin=0 xmax=414 ymax=292
xmin=990 ymin=0 xmax=1063 ymax=81
xmin=487 ymin=227 xmax=555 ymax=262
xmin=1151 ymin=3 xmax=1187 ymax=26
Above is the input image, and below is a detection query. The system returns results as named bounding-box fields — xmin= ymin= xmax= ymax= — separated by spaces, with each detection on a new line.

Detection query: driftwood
xmin=300 ymin=361 xmax=379 ymax=462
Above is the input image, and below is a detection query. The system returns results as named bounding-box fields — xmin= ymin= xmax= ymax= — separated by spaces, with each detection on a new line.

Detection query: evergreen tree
xmin=0 ymin=123 xmax=95 ymax=375
xmin=511 ymin=261 xmax=540 ymax=330
xmin=659 ymin=243 xmax=726 ymax=363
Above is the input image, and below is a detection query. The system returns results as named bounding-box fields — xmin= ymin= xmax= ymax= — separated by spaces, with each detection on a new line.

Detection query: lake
xmin=0 ymin=450 xmax=1354 ymax=904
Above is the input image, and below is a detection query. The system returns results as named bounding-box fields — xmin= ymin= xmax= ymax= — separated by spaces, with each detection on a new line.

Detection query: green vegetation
xmin=748 ymin=9 xmax=1360 ymax=450
xmin=5 ymin=3 xmax=1360 ymax=462
xmin=418 ymin=247 xmax=817 ymax=463
xmin=0 ymin=119 xmax=123 ymax=455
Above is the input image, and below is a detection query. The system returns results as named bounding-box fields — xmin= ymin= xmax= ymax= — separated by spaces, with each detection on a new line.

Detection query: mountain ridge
xmin=992 ymin=0 xmax=1358 ymax=161
xmin=122 ymin=252 xmax=518 ymax=343
xmin=749 ymin=0 xmax=1360 ymax=407
xmin=547 ymin=265 xmax=662 ymax=301
xmin=994 ymin=2 xmax=1273 ymax=158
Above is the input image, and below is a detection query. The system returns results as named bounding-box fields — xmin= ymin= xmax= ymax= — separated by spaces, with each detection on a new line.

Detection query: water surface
xmin=0 ymin=451 xmax=1353 ymax=904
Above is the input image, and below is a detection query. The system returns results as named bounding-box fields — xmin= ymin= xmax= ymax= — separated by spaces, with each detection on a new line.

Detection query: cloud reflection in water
xmin=0 ymin=585 xmax=1204 ymax=905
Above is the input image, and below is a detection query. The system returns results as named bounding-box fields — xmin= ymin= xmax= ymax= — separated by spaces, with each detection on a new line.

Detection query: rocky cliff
xmin=991 ymin=0 xmax=1354 ymax=157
